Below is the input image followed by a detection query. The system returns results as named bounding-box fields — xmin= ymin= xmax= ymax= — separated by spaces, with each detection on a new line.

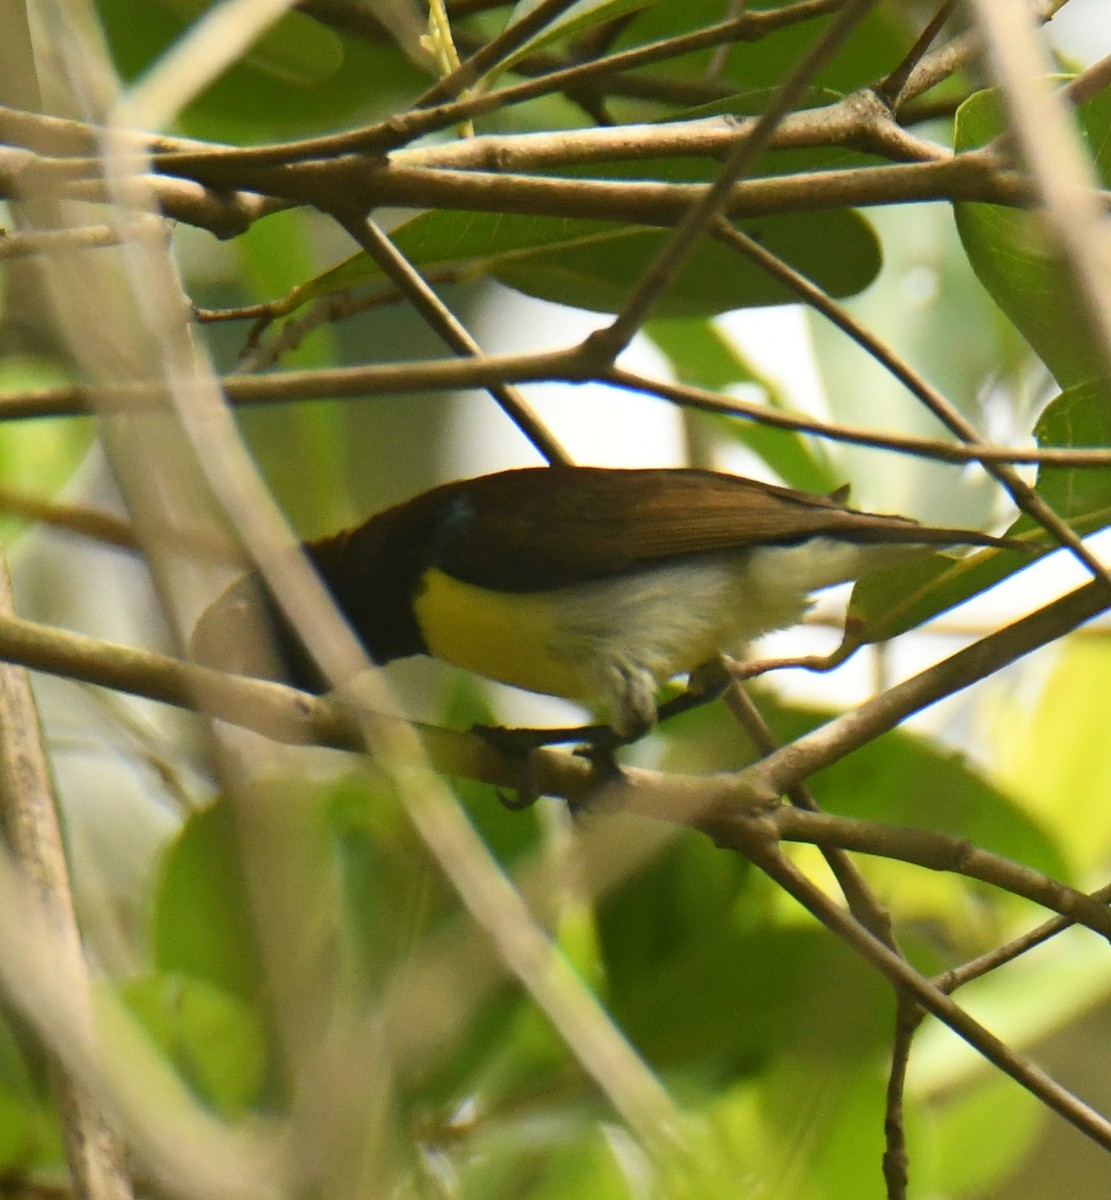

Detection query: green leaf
xmin=658 ymin=696 xmax=1068 ymax=935
xmin=151 ymin=800 xmax=265 ymax=1003
xmin=497 ymin=0 xmax=654 ymax=79
xmin=94 ymin=0 xmax=428 ymax=142
xmin=281 ymin=206 xmax=880 ymax=320
xmin=0 ymin=1016 xmax=51 ymax=1171
xmin=646 ymin=316 xmax=839 ymax=492
xmin=810 ymin=729 xmax=1070 ymax=886
xmin=0 ymin=357 xmax=92 ymax=546
xmin=954 ymin=79 xmax=1111 ymax=388
xmin=119 ymin=973 xmax=268 ymax=1117
xmin=1018 ymin=378 xmax=1111 ymax=536
xmin=233 ymin=209 xmax=353 ymax=536
xmin=924 ymin=1074 xmax=1042 ymax=1197
xmin=851 ymin=377 xmax=1111 ymax=642
xmin=616 ymin=0 xmax=907 ymax=96
xmin=847 ymin=540 xmax=1032 ymax=645
xmin=594 ymin=828 xmax=892 ymax=1075
xmin=153 ymin=0 xmax=344 ymax=86
xmin=998 ymin=637 xmax=1111 ymax=873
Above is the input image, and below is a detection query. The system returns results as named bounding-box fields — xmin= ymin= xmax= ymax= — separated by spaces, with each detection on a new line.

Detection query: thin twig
xmin=333 ymin=212 xmax=571 ymax=465
xmin=770 ymin=807 xmax=1111 ymax=938
xmin=876 ymin=0 xmax=960 ymax=108
xmin=714 ymin=222 xmax=1111 ymax=594
xmin=0 ymin=487 xmax=136 ymax=549
xmin=0 ymin=554 xmax=134 ymax=1200
xmin=607 ymin=366 xmax=1111 ymax=468
xmin=4 ymin=355 xmax=1111 ymax=472
xmin=748 ymin=580 xmax=1111 ymax=803
xmin=935 ymin=881 xmax=1111 ymax=995
xmin=712 ymin=818 xmax=1111 ymax=1151
xmin=582 ymin=0 xmax=885 ymax=363
xmin=724 ymin=684 xmax=915 ymax=1198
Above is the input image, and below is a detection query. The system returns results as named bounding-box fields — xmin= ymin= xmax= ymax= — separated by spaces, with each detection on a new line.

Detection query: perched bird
xmin=192 ymin=466 xmax=1020 ymax=742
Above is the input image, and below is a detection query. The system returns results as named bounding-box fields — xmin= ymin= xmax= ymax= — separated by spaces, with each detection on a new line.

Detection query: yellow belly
xmin=409 ymin=541 xmax=873 ymax=728
xmin=412 ymin=567 xmax=600 ymax=702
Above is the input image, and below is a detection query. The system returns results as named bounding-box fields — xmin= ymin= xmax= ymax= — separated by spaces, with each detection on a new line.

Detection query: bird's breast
xmin=410 ymin=553 xmax=821 ymax=710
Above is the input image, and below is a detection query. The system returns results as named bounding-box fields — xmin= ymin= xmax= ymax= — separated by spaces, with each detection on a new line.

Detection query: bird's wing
xmin=431 ymin=467 xmax=928 ymax=591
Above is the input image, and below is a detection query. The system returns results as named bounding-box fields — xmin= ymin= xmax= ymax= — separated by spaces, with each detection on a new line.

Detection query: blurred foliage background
xmin=2 ymin=1 xmax=1111 ymax=1198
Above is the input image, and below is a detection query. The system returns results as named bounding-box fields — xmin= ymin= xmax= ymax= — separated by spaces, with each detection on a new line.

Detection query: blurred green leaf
xmin=810 ymin=728 xmax=1070 ymax=886
xmin=924 ymin=1074 xmax=1042 ymax=1197
xmin=954 ymin=80 xmax=1111 ymax=388
xmin=151 ymin=800 xmax=265 ymax=1003
xmin=851 ymin=377 xmax=1111 ymax=642
xmin=594 ymin=827 xmax=889 ymax=1076
xmin=281 ymin=206 xmax=880 ymax=320
xmin=1019 ymin=379 xmax=1111 ymax=535
xmin=0 ymin=1090 xmax=36 ymax=1172
xmin=325 ymin=772 xmax=456 ymax=996
xmin=94 ymin=0 xmax=427 ymax=141
xmin=119 ymin=973 xmax=268 ymax=1117
xmin=457 ymin=1119 xmax=633 ymax=1200
xmin=0 ymin=1016 xmax=51 ymax=1171
xmin=656 ymin=694 xmax=1067 ymax=941
xmin=847 ymin=540 xmax=1032 ymax=645
xmin=0 ymin=357 xmax=92 ymax=546
xmin=997 ymin=638 xmax=1111 ymax=873
xmin=154 ymin=0 xmax=343 ymax=85
xmin=233 ymin=209 xmax=353 ymax=536
xmin=498 ymin=0 xmax=654 ymax=78
xmin=616 ymin=0 xmax=906 ymax=96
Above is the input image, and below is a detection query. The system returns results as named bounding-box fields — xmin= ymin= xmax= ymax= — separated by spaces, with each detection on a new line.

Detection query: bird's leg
xmin=478 ymin=657 xmax=739 ymax=807
xmin=475 ymin=720 xmax=623 ymax=810
xmin=474 ymin=720 xmax=615 ymax=755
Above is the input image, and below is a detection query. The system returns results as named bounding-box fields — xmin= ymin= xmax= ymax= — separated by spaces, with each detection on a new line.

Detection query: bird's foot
xmin=474 ymin=721 xmax=629 ymax=810
xmin=569 ymin=738 xmax=628 ymax=810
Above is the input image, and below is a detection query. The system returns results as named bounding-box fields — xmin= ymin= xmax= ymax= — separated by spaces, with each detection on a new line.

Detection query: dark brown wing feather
xmin=425 ymin=467 xmax=1011 ymax=592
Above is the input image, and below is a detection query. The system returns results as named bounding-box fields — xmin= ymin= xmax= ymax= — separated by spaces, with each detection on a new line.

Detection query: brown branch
xmin=607 ymin=367 xmax=1111 ymax=468
xmin=714 ymin=820 xmax=1111 ymax=1152
xmin=769 ymin=807 xmax=1111 ymax=937
xmin=324 ymin=154 xmax=1031 ymax=223
xmin=0 ymin=605 xmax=609 ymax=799
xmin=333 ymin=211 xmax=571 ymax=465
xmin=392 ymin=92 xmax=948 ymax=173
xmin=714 ymin=221 xmax=1111 ymax=595
xmin=583 ymin=0 xmax=886 ymax=362
xmin=0 ymin=487 xmax=136 ymax=548
xmin=0 ymin=224 xmax=119 ymax=258
xmin=0 ymin=555 xmax=133 ymax=1200
xmin=2 ymin=357 xmax=1111 ymax=472
xmin=5 ymin=138 xmax=1036 ymax=234
xmin=750 ymin=580 xmax=1111 ymax=802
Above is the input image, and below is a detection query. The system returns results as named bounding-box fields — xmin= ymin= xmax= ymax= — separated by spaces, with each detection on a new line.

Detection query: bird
xmin=191 ymin=466 xmax=1023 ymax=744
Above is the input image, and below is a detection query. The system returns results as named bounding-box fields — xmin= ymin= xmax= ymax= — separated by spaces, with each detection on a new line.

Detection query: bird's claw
xmin=476 ymin=722 xmax=627 ymax=811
